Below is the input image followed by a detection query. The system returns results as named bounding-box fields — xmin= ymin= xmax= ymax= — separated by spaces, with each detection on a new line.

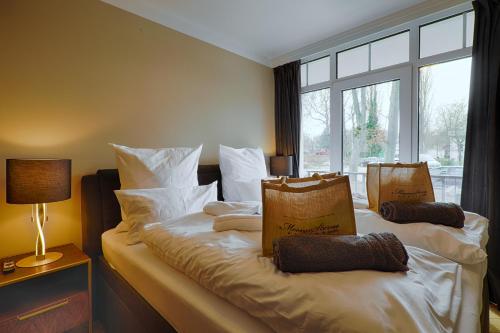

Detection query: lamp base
xmin=16 ymin=252 xmax=63 ymax=268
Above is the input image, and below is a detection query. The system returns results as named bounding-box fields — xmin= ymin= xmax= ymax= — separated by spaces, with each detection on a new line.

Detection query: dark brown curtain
xmin=461 ymin=0 xmax=500 ymax=306
xmin=274 ymin=61 xmax=301 ymax=177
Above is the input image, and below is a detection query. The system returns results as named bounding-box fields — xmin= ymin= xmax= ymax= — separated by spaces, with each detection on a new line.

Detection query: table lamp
xmin=6 ymin=159 xmax=71 ymax=267
xmin=270 ymin=155 xmax=293 ymax=177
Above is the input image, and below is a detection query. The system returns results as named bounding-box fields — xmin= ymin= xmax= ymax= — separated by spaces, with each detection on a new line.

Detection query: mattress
xmin=102 ymin=229 xmax=272 ymax=333
xmin=103 ymin=227 xmax=485 ymax=333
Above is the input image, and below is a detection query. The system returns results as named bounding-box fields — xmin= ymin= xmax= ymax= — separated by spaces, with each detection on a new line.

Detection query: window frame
xmin=301 ymin=55 xmax=331 ymax=89
xmin=299 ymin=2 xmax=473 ymax=175
xmin=331 ymin=66 xmax=412 ymax=172
xmin=419 ymin=13 xmax=465 ymax=59
xmin=335 ymin=30 xmax=410 ymax=79
xmin=299 ymin=87 xmax=332 ymax=176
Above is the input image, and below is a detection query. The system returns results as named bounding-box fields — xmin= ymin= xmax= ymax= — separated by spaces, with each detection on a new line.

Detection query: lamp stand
xmin=16 ymin=203 xmax=63 ymax=268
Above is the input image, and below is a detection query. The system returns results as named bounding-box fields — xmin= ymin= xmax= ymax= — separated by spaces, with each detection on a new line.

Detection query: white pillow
xmin=110 ymin=143 xmax=202 ymax=189
xmin=115 ymin=182 xmax=218 ymax=244
xmin=355 ymin=208 xmax=488 ymax=265
xmin=219 ymin=145 xmax=267 ymax=201
xmin=223 ymin=179 xmax=262 ymax=202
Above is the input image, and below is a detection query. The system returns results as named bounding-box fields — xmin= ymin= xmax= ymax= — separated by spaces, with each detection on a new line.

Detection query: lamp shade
xmin=270 ymin=155 xmax=293 ymax=176
xmin=6 ymin=159 xmax=71 ymax=204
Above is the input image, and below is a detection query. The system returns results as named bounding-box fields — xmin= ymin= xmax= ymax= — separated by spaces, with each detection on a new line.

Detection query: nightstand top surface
xmin=0 ymin=244 xmax=90 ymax=287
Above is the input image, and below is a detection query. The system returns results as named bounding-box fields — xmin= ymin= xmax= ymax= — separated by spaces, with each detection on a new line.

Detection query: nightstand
xmin=0 ymin=244 xmax=92 ymax=333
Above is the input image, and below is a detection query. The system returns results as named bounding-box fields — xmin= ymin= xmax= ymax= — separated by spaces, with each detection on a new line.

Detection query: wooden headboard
xmin=81 ymin=165 xmax=223 ymax=258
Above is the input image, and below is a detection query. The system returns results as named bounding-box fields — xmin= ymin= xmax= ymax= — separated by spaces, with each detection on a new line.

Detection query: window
xmin=337 ymin=31 xmax=409 ymax=78
xmin=420 ymin=12 xmax=474 ymax=58
xmin=337 ymin=45 xmax=369 ymax=78
xmin=420 ymin=15 xmax=463 ymax=58
xmin=301 ymin=57 xmax=330 ymax=87
xmin=300 ymin=65 xmax=307 ymax=87
xmin=301 ymin=88 xmax=331 ymax=174
xmin=342 ymin=82 xmax=401 ymax=170
xmin=466 ymin=11 xmax=475 ymax=47
xmin=371 ymin=32 xmax=410 ymax=70
xmin=342 ymin=80 xmax=400 ymax=193
xmin=419 ymin=58 xmax=471 ymax=203
xmin=307 ymin=57 xmax=330 ymax=85
xmin=299 ymin=6 xmax=473 ymax=202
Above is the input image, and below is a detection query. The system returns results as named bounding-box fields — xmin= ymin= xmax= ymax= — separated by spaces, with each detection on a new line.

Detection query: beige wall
xmin=0 ymin=0 xmax=275 ymax=258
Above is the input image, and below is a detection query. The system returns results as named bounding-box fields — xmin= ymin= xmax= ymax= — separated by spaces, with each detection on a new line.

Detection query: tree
xmin=366 ymin=86 xmax=383 ymax=157
xmin=385 ymin=81 xmax=400 ymax=162
xmin=438 ymin=102 xmax=468 ymax=164
xmin=302 ymin=89 xmax=330 ymax=131
xmin=419 ymin=68 xmax=433 ymax=154
xmin=348 ymin=87 xmax=368 ymax=172
xmin=301 ymin=89 xmax=331 ymax=170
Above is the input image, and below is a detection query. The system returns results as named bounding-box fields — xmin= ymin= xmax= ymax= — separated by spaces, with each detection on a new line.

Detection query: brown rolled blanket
xmin=273 ymin=233 xmax=409 ymax=273
xmin=379 ymin=201 xmax=465 ymax=228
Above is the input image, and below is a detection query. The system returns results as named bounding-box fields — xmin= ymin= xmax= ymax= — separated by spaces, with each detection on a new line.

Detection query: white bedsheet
xmin=457 ymin=261 xmax=487 ymax=333
xmin=355 ymin=209 xmax=488 ymax=265
xmin=102 ymin=230 xmax=272 ymax=333
xmin=103 ymin=225 xmax=484 ymax=333
xmin=141 ymin=212 xmax=464 ymax=333
xmin=354 ymin=208 xmax=489 ymax=333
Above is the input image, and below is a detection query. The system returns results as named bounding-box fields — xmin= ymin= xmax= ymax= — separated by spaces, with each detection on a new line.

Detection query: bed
xmin=81 ymin=166 xmax=489 ymax=332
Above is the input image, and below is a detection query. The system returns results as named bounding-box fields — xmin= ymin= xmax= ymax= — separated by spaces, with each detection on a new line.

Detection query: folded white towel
xmin=204 ymin=201 xmax=262 ymax=216
xmin=213 ymin=214 xmax=262 ymax=232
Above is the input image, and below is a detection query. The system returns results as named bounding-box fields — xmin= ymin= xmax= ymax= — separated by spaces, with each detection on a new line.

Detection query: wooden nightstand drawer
xmin=0 ymin=244 xmax=92 ymax=333
xmin=0 ymin=291 xmax=89 ymax=333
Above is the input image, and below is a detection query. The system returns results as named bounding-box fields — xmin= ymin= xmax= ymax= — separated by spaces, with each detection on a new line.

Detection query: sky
xmin=423 ymin=57 xmax=471 ymax=126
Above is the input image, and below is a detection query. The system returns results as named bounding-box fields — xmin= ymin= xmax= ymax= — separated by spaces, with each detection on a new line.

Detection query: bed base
xmin=95 ymin=256 xmax=175 ymax=333
xmin=94 ymin=255 xmax=490 ymax=333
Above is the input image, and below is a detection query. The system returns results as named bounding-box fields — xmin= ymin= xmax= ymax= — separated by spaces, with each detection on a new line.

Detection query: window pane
xmin=300 ymin=64 xmax=307 ymax=87
xmin=466 ymin=11 xmax=474 ymax=47
xmin=307 ymin=57 xmax=330 ymax=85
xmin=420 ymin=15 xmax=464 ymax=58
xmin=343 ymin=80 xmax=400 ymax=194
xmin=418 ymin=57 xmax=471 ymax=203
xmin=371 ymin=32 xmax=409 ymax=70
xmin=337 ymin=45 xmax=369 ymax=78
xmin=301 ymin=88 xmax=330 ymax=174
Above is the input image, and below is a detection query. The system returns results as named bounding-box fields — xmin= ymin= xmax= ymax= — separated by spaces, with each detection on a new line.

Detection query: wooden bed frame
xmin=81 ymin=165 xmax=489 ymax=333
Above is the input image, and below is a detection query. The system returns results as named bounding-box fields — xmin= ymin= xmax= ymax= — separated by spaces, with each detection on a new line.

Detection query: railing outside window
xmin=308 ymin=167 xmax=462 ymax=204
xmin=307 ymin=167 xmax=463 ymax=204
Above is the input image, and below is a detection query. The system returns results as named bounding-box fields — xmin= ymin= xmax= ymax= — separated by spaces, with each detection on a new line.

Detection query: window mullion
xmin=330 ymin=54 xmax=338 ymax=172
xmin=398 ymin=67 xmax=413 ymax=164
xmin=331 ymin=86 xmax=343 ymax=173
xmin=368 ymin=43 xmax=372 ymax=71
xmin=409 ymin=23 xmax=420 ymax=163
xmin=462 ymin=12 xmax=467 ymax=48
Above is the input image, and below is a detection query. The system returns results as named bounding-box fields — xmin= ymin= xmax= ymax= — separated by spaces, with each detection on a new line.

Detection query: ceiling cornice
xmin=271 ymin=0 xmax=470 ymax=68
xmin=100 ymin=0 xmax=470 ymax=69
xmin=100 ymin=0 xmax=273 ymax=66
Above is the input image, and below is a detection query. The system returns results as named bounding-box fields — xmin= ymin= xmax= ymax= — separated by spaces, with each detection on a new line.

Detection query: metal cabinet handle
xmin=17 ymin=299 xmax=69 ymax=321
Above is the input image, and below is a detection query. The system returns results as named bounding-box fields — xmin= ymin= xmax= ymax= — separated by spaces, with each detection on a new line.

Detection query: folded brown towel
xmin=379 ymin=201 xmax=465 ymax=228
xmin=273 ymin=233 xmax=408 ymax=273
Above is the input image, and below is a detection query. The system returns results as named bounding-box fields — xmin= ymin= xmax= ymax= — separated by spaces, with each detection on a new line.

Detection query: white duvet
xmin=141 ymin=212 xmax=463 ymax=333
xmin=355 ymin=209 xmax=488 ymax=265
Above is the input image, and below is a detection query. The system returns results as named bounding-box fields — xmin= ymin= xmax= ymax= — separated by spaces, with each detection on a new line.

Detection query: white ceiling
xmin=101 ymin=0 xmax=430 ymax=66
